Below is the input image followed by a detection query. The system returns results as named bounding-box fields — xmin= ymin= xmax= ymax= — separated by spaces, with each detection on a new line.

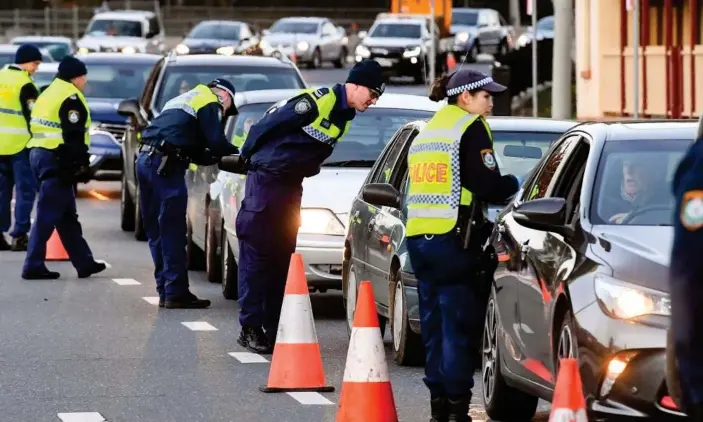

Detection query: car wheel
xmin=133 ymin=182 xmax=146 ymax=241
xmin=120 ymin=169 xmax=135 ymax=232
xmin=482 ymin=288 xmax=539 ymax=420
xmin=309 ymin=49 xmax=322 ymax=69
xmin=333 ymin=47 xmax=347 ymax=68
xmin=185 ymin=217 xmax=205 ymax=270
xmin=221 ymin=221 xmax=239 ymax=300
xmin=390 ymin=272 xmax=424 ymax=366
xmin=204 ymin=205 xmax=222 ymax=283
xmin=468 ymin=42 xmax=480 ymax=63
xmin=666 ymin=327 xmax=684 ymax=410
xmin=343 ymin=260 xmax=359 ymax=335
xmin=554 ymin=312 xmax=578 ymax=377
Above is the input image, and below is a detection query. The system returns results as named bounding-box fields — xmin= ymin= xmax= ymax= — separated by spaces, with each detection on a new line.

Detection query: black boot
xmin=22 ymin=268 xmax=60 ymax=280
xmin=0 ymin=234 xmax=10 ymax=251
xmin=11 ymin=234 xmax=28 ymax=251
xmin=77 ymin=261 xmax=107 ymax=278
xmin=237 ymin=326 xmax=273 ymax=354
xmin=430 ymin=397 xmax=448 ymax=422
xmin=165 ymin=292 xmax=211 ymax=309
xmin=447 ymin=397 xmax=470 ymax=422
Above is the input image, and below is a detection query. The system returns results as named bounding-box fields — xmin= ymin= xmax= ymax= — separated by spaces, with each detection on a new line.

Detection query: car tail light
xmin=660 ymin=395 xmax=680 ymax=411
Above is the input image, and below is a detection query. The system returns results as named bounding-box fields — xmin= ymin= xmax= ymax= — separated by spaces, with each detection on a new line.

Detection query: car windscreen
xmin=269 ymin=21 xmax=318 ymax=34
xmin=452 ymin=12 xmax=479 ymax=26
xmin=227 ymin=103 xmax=433 ymax=164
xmin=33 ymin=70 xmax=57 ymax=89
xmin=591 ymin=139 xmax=691 ymax=226
xmin=188 ymin=23 xmax=241 ymax=40
xmin=153 ymin=65 xmax=305 ymax=112
xmin=493 ymin=131 xmax=563 ymax=179
xmin=87 ymin=19 xmax=143 ymax=37
xmin=369 ymin=23 xmax=422 ymax=39
xmin=82 ymin=62 xmax=155 ymax=99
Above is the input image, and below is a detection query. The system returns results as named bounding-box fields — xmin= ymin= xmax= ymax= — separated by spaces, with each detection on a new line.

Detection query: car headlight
xmin=89 ymin=154 xmax=98 ymax=164
xmin=78 ymin=47 xmax=90 ymax=54
xmin=355 ymin=44 xmax=370 ymax=58
xmin=217 ymin=46 xmax=236 ymax=56
xmin=594 ymin=274 xmax=671 ymax=320
xmin=121 ymin=46 xmax=137 ymax=54
xmin=299 ymin=208 xmax=346 ymax=235
xmin=403 ymin=46 xmax=421 ymax=58
xmin=175 ymin=44 xmax=189 ymax=55
xmin=296 ymin=41 xmax=310 ymax=51
xmin=259 ymin=40 xmax=271 ymax=50
xmin=455 ymin=32 xmax=470 ymax=43
xmin=517 ymin=34 xmax=531 ymax=48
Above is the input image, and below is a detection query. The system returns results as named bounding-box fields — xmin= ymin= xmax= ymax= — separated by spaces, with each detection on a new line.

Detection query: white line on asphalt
xmin=181 ymin=321 xmax=218 ymax=331
xmin=95 ymin=259 xmax=111 ymax=268
xmin=57 ymin=412 xmax=106 ymax=422
xmin=112 ymin=278 xmax=141 ymax=285
xmin=228 ymin=352 xmax=269 ymax=363
xmin=287 ymin=392 xmax=334 ymax=405
xmin=142 ymin=297 xmax=160 ymax=305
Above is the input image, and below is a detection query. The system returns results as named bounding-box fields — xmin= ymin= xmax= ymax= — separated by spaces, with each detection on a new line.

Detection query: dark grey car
xmin=342 ymin=117 xmax=576 ymax=366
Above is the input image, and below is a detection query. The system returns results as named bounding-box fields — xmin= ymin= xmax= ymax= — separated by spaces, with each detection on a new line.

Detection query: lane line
xmin=142 ymin=297 xmax=161 ymax=305
xmin=228 ymin=352 xmax=269 ymax=363
xmin=181 ymin=321 xmax=218 ymax=331
xmin=112 ymin=278 xmax=141 ymax=285
xmin=57 ymin=412 xmax=106 ymax=422
xmin=287 ymin=392 xmax=335 ymax=405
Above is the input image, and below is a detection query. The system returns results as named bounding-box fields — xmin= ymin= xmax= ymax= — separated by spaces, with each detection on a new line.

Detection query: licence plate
xmin=376 ymin=58 xmax=396 ymax=67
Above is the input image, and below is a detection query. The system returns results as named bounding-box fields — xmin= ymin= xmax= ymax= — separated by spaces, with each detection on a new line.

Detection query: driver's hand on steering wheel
xmin=609 ymin=212 xmax=629 ymax=224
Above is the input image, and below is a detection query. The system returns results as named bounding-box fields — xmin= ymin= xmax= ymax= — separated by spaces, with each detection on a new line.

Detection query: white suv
xmin=77 ymin=10 xmax=165 ymax=55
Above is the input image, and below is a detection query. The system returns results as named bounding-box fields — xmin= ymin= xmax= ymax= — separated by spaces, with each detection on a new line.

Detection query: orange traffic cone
xmin=446 ymin=52 xmax=457 ymax=70
xmin=549 ymin=358 xmax=588 ymax=422
xmin=46 ymin=229 xmax=69 ymax=261
xmin=336 ymin=280 xmax=398 ymax=422
xmin=260 ymin=253 xmax=334 ymax=393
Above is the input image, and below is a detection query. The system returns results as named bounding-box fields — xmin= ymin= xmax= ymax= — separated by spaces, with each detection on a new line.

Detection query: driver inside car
xmin=609 ymin=157 xmax=669 ymax=224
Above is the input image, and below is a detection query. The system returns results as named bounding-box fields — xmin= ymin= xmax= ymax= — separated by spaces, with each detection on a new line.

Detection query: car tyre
xmin=343 ymin=260 xmax=359 ymax=336
xmin=333 ymin=47 xmax=347 ymax=68
xmin=204 ymin=204 xmax=222 ymax=283
xmin=309 ymin=49 xmax=322 ymax=69
xmin=482 ymin=288 xmax=538 ymax=420
xmin=390 ymin=272 xmax=424 ymax=366
xmin=666 ymin=327 xmax=684 ymax=411
xmin=120 ymin=169 xmax=135 ymax=232
xmin=221 ymin=220 xmax=239 ymax=300
xmin=186 ymin=216 xmax=205 ymax=270
xmin=133 ymin=181 xmax=146 ymax=241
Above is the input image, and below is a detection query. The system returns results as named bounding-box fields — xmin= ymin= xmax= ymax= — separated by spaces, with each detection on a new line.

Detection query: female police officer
xmin=405 ymin=69 xmax=521 ymax=422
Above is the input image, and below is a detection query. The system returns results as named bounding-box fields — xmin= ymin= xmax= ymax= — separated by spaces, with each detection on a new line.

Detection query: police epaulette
xmin=312 ymin=88 xmax=330 ymax=99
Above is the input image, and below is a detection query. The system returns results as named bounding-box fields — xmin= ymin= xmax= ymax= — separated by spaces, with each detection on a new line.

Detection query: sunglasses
xmin=368 ymin=88 xmax=380 ymax=100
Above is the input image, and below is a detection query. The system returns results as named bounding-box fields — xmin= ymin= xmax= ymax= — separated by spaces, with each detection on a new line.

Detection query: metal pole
xmin=531 ymin=0 xmax=538 ymax=116
xmin=633 ymin=0 xmax=640 ymax=118
xmin=552 ymin=0 xmax=574 ymax=119
xmin=73 ymin=5 xmax=79 ymax=41
xmin=44 ymin=7 xmax=50 ymax=36
xmin=428 ymin=0 xmax=436 ymax=85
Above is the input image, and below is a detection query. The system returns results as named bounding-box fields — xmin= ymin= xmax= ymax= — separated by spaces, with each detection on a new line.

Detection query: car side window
xmin=522 ymin=134 xmax=580 ymax=202
xmin=139 ymin=58 xmax=164 ymax=110
xmin=147 ymin=17 xmax=160 ymax=37
xmin=371 ymin=128 xmax=413 ymax=184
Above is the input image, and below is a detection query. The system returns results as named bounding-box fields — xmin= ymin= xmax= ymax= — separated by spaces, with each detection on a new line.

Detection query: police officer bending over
xmin=138 ymin=78 xmax=239 ymax=309
xmin=405 ymin=69 xmax=520 ymax=422
xmin=235 ymin=59 xmax=385 ymax=354
xmin=0 ymin=44 xmax=42 ymax=251
xmin=22 ymin=56 xmax=106 ymax=280
xmin=669 ymin=115 xmax=703 ymax=421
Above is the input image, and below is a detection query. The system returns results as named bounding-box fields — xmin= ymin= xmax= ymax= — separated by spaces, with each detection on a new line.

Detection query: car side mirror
xmin=218 ymin=154 xmax=249 ymax=174
xmin=117 ymin=98 xmax=147 ymax=127
xmin=362 ymin=183 xmax=401 ymax=209
xmin=513 ymin=197 xmax=573 ymax=237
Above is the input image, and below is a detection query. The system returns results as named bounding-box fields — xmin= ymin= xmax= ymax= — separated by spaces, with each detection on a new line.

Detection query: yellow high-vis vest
xmin=0 ymin=66 xmax=35 ymax=155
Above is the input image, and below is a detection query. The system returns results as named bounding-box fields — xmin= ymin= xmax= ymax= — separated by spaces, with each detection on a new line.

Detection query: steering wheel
xmin=620 ymin=204 xmax=674 ymax=225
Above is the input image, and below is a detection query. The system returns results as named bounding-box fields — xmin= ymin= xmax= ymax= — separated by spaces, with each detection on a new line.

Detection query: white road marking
xmin=228 ymin=352 xmax=269 ymax=363
xmin=181 ymin=321 xmax=218 ymax=331
xmin=95 ymin=259 xmax=111 ymax=268
xmin=57 ymin=412 xmax=106 ymax=422
xmin=112 ymin=278 xmax=140 ymax=285
xmin=142 ymin=297 xmax=161 ymax=305
xmin=287 ymin=392 xmax=334 ymax=405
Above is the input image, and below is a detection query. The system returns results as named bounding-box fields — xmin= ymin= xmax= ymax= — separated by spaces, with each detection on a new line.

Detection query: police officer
xmin=236 ymin=59 xmax=385 ymax=354
xmin=669 ymin=115 xmax=703 ymax=421
xmin=138 ymin=78 xmax=239 ymax=309
xmin=0 ymin=44 xmax=42 ymax=251
xmin=22 ymin=56 xmax=106 ymax=280
xmin=405 ymin=69 xmax=520 ymax=422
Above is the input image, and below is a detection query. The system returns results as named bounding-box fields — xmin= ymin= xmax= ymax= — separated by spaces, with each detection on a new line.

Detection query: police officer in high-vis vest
xmin=22 ymin=56 xmax=106 ymax=280
xmin=138 ymin=78 xmax=239 ymax=309
xmin=235 ymin=59 xmax=384 ymax=354
xmin=0 ymin=44 xmax=42 ymax=251
xmin=405 ymin=69 xmax=521 ymax=422
xmin=669 ymin=114 xmax=703 ymax=421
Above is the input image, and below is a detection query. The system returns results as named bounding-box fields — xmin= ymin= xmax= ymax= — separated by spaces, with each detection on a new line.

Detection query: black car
xmin=174 ymin=20 xmax=262 ymax=56
xmin=480 ymin=121 xmax=691 ymax=420
xmin=116 ymin=53 xmax=307 ymax=241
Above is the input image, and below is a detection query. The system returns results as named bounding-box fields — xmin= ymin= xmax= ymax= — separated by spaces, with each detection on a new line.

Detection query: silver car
xmin=260 ymin=17 xmax=348 ymax=69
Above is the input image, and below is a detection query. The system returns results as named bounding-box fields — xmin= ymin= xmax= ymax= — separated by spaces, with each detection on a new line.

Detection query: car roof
xmin=12 ymin=36 xmax=72 ymax=43
xmin=91 ymin=10 xmax=155 ymax=20
xmin=374 ymin=15 xmax=426 ymax=25
xmin=275 ymin=17 xmax=326 ymax=22
xmin=487 ymin=116 xmax=578 ymax=132
xmin=75 ymin=52 xmax=162 ymax=63
xmin=573 ymin=120 xmax=698 ymax=142
xmin=165 ymin=53 xmax=296 ymax=68
xmin=36 ymin=62 xmax=59 ymax=72
xmin=193 ymin=20 xmax=244 ymax=27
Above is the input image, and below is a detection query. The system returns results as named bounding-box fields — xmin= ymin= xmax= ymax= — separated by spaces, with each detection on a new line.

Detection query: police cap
xmin=445 ymin=69 xmax=506 ymax=97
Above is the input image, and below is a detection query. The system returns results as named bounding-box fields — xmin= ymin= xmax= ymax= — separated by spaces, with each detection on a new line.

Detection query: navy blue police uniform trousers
xmin=23 ymin=147 xmax=96 ymax=273
xmin=236 ymin=170 xmax=302 ymax=335
xmin=0 ymin=149 xmax=37 ymax=238
xmin=407 ymin=232 xmax=480 ymax=399
xmin=136 ymin=151 xmax=191 ymax=301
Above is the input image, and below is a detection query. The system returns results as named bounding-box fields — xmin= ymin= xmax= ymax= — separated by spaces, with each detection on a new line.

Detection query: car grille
xmin=97 ymin=123 xmax=128 ymax=142
xmin=369 ymin=46 xmax=405 ymax=59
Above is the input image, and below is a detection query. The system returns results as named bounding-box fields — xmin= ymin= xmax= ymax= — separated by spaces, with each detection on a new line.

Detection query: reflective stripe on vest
xmin=0 ymin=67 xmax=34 ymax=155
xmin=406 ymin=105 xmax=487 ymax=237
xmin=26 ymin=78 xmax=92 ymax=150
xmin=297 ymin=88 xmax=351 ymax=146
xmin=161 ymin=84 xmax=219 ymax=117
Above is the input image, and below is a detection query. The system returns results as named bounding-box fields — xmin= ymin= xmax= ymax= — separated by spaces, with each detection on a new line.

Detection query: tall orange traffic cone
xmin=260 ymin=253 xmax=334 ymax=393
xmin=549 ymin=358 xmax=588 ymax=422
xmin=446 ymin=52 xmax=457 ymax=70
xmin=46 ymin=229 xmax=69 ymax=261
xmin=336 ymin=281 xmax=398 ymax=422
